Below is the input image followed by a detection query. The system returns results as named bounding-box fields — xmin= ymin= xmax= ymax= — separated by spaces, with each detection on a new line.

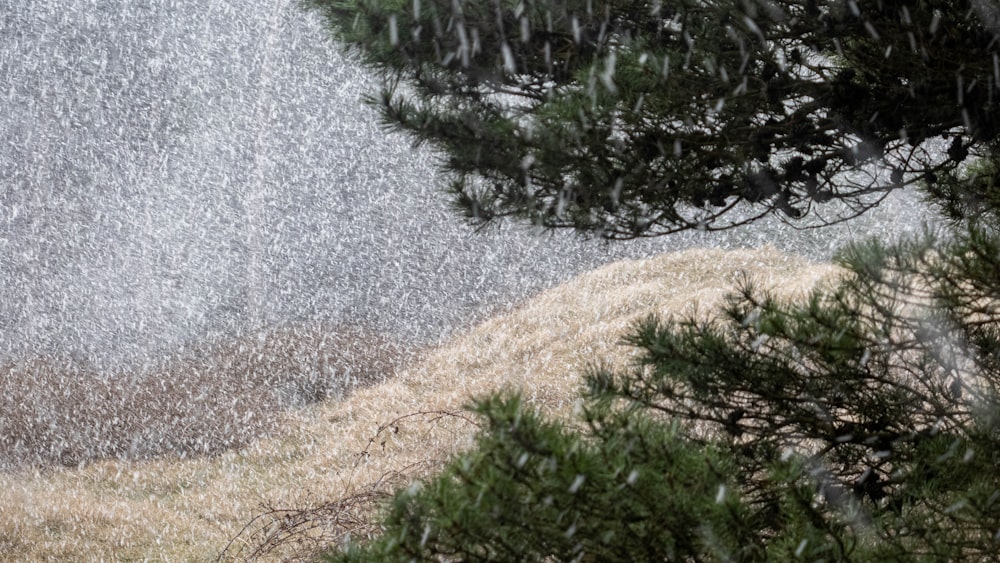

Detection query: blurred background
xmin=0 ymin=0 xmax=929 ymax=373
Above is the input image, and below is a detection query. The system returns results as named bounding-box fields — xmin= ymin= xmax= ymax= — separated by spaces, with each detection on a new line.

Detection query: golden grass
xmin=0 ymin=246 xmax=840 ymax=561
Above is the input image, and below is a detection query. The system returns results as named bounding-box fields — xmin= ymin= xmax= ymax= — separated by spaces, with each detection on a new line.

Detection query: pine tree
xmin=306 ymin=0 xmax=1000 ymax=237
xmin=587 ymin=222 xmax=1000 ymax=559
xmin=325 ymin=225 xmax=1000 ymax=562
xmin=332 ymin=395 xmax=859 ymax=561
xmin=302 ymin=0 xmax=1000 ymax=560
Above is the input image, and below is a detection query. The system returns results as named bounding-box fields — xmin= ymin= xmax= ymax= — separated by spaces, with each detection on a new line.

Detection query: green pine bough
xmin=307 ymin=0 xmax=1000 ymax=237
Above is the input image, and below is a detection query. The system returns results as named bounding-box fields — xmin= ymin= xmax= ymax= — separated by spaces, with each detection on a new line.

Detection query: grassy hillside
xmin=0 ymin=247 xmax=839 ymax=561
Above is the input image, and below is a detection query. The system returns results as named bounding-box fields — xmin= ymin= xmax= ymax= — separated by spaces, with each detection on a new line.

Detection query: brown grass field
xmin=0 ymin=247 xmax=839 ymax=561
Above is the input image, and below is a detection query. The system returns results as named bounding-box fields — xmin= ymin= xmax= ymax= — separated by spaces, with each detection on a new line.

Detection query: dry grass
xmin=0 ymin=324 xmax=407 ymax=470
xmin=0 ymin=246 xmax=840 ymax=562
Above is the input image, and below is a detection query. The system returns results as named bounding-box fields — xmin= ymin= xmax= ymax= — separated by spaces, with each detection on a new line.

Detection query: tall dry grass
xmin=0 ymin=247 xmax=840 ymax=561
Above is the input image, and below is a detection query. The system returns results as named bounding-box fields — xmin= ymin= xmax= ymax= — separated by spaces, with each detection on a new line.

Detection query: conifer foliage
xmin=307 ymin=0 xmax=1000 ymax=237
xmin=327 ymin=227 xmax=1000 ymax=561
xmin=305 ymin=0 xmax=1000 ymax=560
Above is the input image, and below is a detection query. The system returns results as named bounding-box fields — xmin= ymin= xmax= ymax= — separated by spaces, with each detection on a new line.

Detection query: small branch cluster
xmin=219 ymin=409 xmax=477 ymax=561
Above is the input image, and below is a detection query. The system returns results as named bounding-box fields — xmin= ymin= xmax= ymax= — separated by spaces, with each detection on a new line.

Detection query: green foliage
xmin=305 ymin=0 xmax=1000 ymax=560
xmin=328 ymin=224 xmax=1000 ymax=562
xmin=590 ymin=223 xmax=1000 ymax=559
xmin=305 ymin=0 xmax=1000 ymax=237
xmin=925 ymin=146 xmax=1000 ymax=227
xmin=331 ymin=395 xmax=863 ymax=562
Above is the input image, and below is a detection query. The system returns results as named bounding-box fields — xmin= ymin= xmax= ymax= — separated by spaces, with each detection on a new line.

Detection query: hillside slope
xmin=0 ymin=247 xmax=839 ymax=561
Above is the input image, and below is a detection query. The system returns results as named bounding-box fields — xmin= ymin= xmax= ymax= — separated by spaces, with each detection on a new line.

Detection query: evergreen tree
xmin=301 ymin=0 xmax=1000 ymax=560
xmin=306 ymin=0 xmax=1000 ymax=237
xmin=332 ymin=395 xmax=861 ymax=561
xmin=326 ymin=228 xmax=1000 ymax=562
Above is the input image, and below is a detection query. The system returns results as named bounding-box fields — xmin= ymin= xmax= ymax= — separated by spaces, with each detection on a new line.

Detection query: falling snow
xmin=0 ymin=0 xmax=931 ymax=455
